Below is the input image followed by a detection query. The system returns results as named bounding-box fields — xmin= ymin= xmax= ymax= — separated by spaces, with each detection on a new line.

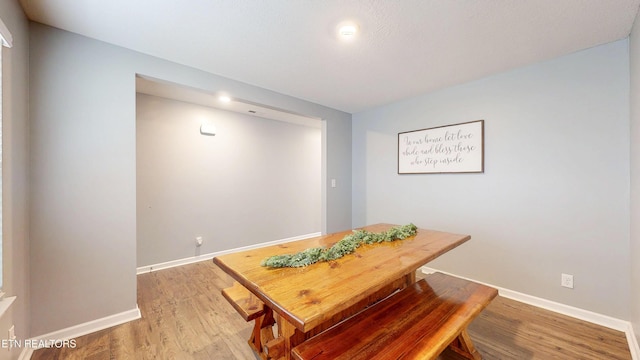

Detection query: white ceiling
xmin=19 ymin=0 xmax=640 ymax=113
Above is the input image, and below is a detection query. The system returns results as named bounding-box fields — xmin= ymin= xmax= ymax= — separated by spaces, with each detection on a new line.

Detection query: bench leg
xmin=248 ymin=307 xmax=276 ymax=359
xmin=447 ymin=328 xmax=482 ymax=360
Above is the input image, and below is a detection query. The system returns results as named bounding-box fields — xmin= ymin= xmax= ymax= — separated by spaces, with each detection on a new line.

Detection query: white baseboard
xmin=18 ymin=348 xmax=33 ymax=360
xmin=0 ymin=295 xmax=16 ymax=319
xmin=137 ymin=232 xmax=322 ymax=275
xmin=19 ymin=306 xmax=141 ymax=360
xmin=627 ymin=323 xmax=640 ymax=360
xmin=421 ymin=266 xmax=640 ymax=360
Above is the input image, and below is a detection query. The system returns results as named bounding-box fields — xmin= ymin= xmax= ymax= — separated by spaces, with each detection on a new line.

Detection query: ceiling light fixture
xmin=339 ymin=25 xmax=357 ymax=37
xmin=337 ymin=22 xmax=359 ymax=40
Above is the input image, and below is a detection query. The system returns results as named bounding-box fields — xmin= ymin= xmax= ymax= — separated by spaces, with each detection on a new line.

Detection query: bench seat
xmin=291 ymin=272 xmax=497 ymax=360
xmin=222 ymin=282 xmax=276 ymax=357
xmin=221 ymin=282 xmax=265 ymax=321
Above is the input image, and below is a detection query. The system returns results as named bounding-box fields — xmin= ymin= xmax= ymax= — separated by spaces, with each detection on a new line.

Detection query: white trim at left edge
xmin=19 ymin=306 xmax=141 ymax=360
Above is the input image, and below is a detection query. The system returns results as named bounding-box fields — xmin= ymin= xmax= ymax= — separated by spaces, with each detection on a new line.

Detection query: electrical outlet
xmin=561 ymin=273 xmax=574 ymax=289
xmin=196 ymin=236 xmax=203 ymax=246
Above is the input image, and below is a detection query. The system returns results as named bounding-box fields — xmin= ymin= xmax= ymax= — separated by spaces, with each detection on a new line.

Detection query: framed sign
xmin=398 ymin=120 xmax=484 ymax=174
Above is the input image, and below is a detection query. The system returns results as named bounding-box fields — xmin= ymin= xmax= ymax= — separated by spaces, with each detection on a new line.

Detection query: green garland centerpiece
xmin=260 ymin=223 xmax=418 ymax=268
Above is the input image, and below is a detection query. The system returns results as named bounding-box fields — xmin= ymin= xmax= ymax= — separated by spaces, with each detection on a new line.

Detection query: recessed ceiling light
xmin=338 ymin=23 xmax=359 ymax=40
xmin=340 ymin=25 xmax=357 ymax=37
xmin=219 ymin=95 xmax=231 ymax=103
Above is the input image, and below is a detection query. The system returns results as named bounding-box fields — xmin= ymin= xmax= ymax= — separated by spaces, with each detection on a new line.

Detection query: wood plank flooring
xmin=32 ymin=261 xmax=632 ymax=359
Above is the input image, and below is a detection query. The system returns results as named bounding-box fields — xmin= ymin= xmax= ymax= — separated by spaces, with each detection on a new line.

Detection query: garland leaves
xmin=260 ymin=224 xmax=418 ymax=268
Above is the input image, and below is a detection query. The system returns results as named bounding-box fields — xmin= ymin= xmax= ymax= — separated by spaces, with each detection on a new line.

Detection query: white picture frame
xmin=398 ymin=120 xmax=484 ymax=174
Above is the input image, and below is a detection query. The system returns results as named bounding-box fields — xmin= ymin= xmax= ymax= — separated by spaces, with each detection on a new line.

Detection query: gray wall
xmin=630 ymin=10 xmax=640 ymax=345
xmin=352 ymin=40 xmax=630 ymax=319
xmin=29 ymin=23 xmax=351 ymax=336
xmin=136 ymin=94 xmax=321 ymax=267
xmin=0 ymin=2 xmax=30 ymax=359
xmin=325 ymin=115 xmax=352 ymax=233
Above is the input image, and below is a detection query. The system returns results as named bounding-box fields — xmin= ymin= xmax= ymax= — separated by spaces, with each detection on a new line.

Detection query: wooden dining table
xmin=213 ymin=223 xmax=471 ymax=360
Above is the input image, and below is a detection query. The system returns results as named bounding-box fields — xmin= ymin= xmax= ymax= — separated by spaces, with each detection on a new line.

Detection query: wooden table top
xmin=213 ymin=223 xmax=470 ymax=333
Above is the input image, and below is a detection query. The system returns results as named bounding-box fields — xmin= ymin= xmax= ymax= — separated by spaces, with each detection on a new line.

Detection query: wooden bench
xmin=222 ymin=282 xmax=265 ymax=321
xmin=291 ymin=272 xmax=498 ymax=360
xmin=222 ymin=282 xmax=275 ymax=357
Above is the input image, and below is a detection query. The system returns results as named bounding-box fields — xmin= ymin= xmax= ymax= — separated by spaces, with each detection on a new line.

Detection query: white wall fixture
xmin=200 ymin=119 xmax=216 ymax=136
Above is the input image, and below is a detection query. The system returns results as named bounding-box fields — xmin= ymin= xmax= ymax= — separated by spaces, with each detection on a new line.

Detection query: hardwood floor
xmin=32 ymin=261 xmax=632 ymax=359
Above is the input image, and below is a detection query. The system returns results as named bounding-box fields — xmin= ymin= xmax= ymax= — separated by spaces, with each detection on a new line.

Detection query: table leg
xmin=273 ymin=314 xmax=306 ymax=360
xmin=406 ymin=271 xmax=416 ymax=285
xmin=246 ymin=307 xmax=277 ymax=360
